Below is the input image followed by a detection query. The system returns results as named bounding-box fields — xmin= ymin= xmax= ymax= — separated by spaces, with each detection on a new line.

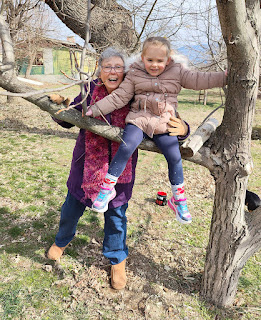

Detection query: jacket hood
xmin=125 ymin=51 xmax=189 ymax=73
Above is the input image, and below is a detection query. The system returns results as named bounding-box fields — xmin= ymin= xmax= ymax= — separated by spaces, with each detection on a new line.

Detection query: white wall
xmin=43 ymin=48 xmax=53 ymax=75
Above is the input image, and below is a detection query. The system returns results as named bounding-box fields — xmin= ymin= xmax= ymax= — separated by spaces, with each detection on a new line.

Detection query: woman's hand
xmin=168 ymin=113 xmax=188 ymax=136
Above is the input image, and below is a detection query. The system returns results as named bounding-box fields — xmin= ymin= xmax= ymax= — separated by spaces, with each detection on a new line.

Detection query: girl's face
xmin=141 ymin=44 xmax=171 ymax=77
xmin=100 ymin=56 xmax=125 ymax=94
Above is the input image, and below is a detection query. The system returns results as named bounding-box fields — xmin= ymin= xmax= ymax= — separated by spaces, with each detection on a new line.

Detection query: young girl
xmin=86 ymin=36 xmax=226 ymax=224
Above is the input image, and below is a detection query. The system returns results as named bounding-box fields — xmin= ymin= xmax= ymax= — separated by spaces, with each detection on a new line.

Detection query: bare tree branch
xmin=131 ymin=0 xmax=158 ymax=52
xmin=0 ymin=14 xmax=15 ymax=70
xmin=79 ymin=0 xmax=92 ymax=115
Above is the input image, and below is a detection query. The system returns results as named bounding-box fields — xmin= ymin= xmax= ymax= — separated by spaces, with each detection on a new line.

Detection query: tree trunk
xmin=201 ymin=0 xmax=261 ymax=306
xmin=25 ymin=51 xmax=36 ymax=78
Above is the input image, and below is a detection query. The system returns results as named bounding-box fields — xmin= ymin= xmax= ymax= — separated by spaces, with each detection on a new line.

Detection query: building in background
xmin=17 ymin=37 xmax=96 ymax=83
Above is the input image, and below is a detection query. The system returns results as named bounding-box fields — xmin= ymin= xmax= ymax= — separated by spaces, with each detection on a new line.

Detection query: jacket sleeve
xmin=91 ymin=72 xmax=135 ymax=117
xmin=180 ymin=65 xmax=227 ymax=90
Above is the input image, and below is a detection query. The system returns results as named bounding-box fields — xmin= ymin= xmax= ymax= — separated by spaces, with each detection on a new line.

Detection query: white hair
xmin=96 ymin=47 xmax=126 ymax=77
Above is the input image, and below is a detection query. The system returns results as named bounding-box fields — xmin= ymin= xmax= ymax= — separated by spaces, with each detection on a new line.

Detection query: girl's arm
xmin=180 ymin=65 xmax=227 ymax=90
xmin=88 ymin=72 xmax=135 ymax=117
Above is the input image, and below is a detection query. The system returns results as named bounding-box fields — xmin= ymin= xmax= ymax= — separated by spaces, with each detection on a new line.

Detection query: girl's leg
xmin=153 ymin=134 xmax=192 ymax=224
xmin=108 ymin=124 xmax=144 ymax=177
xmin=92 ymin=124 xmax=144 ymax=213
xmin=153 ymin=133 xmax=183 ymax=184
xmin=55 ymin=191 xmax=86 ymax=247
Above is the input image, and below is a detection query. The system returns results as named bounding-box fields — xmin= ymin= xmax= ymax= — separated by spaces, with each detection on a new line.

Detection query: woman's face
xmin=100 ymin=56 xmax=125 ymax=94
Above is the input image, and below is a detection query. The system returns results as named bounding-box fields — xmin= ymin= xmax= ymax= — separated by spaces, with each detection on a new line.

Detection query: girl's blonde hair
xmin=142 ymin=37 xmax=172 ymax=57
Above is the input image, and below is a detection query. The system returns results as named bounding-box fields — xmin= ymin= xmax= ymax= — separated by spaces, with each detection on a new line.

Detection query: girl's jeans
xmin=108 ymin=123 xmax=184 ymax=185
xmin=55 ymin=191 xmax=128 ymax=265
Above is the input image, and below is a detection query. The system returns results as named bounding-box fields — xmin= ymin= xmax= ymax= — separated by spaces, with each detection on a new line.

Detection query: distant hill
xmin=177 ymin=45 xmax=210 ymax=65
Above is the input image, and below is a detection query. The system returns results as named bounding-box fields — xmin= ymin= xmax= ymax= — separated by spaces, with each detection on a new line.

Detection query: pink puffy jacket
xmin=91 ymin=59 xmax=226 ymax=137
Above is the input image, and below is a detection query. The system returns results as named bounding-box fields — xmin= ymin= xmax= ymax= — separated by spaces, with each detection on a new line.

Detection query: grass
xmin=0 ymin=88 xmax=260 ymax=319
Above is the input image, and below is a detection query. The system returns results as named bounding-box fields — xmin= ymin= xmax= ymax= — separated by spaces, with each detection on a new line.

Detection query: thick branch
xmin=0 ymin=70 xmax=213 ymax=167
xmin=44 ymin=0 xmax=138 ymax=52
xmin=180 ymin=118 xmax=219 ymax=158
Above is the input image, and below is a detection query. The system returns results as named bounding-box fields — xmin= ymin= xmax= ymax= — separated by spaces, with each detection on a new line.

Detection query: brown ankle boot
xmin=111 ymin=259 xmax=127 ymax=290
xmin=47 ymin=243 xmax=68 ymax=260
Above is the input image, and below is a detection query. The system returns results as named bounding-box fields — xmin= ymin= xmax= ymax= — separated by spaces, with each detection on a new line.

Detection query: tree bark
xmin=180 ymin=118 xmax=219 ymax=158
xmin=201 ymin=0 xmax=261 ymax=306
xmin=25 ymin=50 xmax=36 ymax=78
xmin=44 ymin=0 xmax=138 ymax=53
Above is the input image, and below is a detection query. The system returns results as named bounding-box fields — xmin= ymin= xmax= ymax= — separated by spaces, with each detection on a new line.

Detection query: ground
xmin=0 ymin=87 xmax=260 ymax=320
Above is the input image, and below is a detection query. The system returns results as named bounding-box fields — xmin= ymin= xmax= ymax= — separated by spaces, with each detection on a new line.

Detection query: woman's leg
xmin=55 ymin=191 xmax=86 ymax=247
xmin=153 ymin=134 xmax=191 ymax=224
xmin=103 ymin=203 xmax=128 ymax=265
xmin=103 ymin=203 xmax=128 ymax=290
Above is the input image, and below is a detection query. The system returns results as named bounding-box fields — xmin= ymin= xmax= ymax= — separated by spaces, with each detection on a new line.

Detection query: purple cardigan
xmin=54 ymin=81 xmax=138 ymax=209
xmin=54 ymin=82 xmax=190 ymax=209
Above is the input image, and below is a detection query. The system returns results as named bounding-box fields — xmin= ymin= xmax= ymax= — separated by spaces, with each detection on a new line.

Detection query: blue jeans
xmin=55 ymin=192 xmax=128 ymax=265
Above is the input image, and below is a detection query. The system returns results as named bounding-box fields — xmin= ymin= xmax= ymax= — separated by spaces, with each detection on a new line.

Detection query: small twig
xmin=199 ymin=102 xmax=224 ymax=126
xmin=55 ymin=79 xmax=101 ymax=113
xmin=60 ymin=70 xmax=83 ymax=81
xmin=71 ymin=50 xmax=80 ymax=70
xmin=0 ymin=80 xmax=85 ymax=97
xmin=80 ymin=0 xmax=91 ymax=116
xmin=56 ymin=81 xmax=91 ymax=114
xmin=131 ymin=0 xmax=158 ymax=52
xmin=199 ymin=88 xmax=225 ymax=126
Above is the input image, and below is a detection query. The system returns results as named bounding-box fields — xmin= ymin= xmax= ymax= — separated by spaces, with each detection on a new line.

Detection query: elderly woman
xmin=47 ymin=47 xmax=189 ymax=290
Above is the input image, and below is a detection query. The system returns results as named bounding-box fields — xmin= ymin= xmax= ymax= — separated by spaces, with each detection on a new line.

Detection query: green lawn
xmin=0 ymin=88 xmax=260 ymax=320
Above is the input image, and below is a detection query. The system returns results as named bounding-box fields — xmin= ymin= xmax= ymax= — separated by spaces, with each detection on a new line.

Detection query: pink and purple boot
xmin=168 ymin=183 xmax=192 ymax=224
xmin=92 ymin=174 xmax=117 ymax=213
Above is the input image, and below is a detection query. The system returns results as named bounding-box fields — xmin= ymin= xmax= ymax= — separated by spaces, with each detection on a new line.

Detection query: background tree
xmin=0 ymin=0 xmax=260 ymax=307
xmin=176 ymin=0 xmax=227 ymax=70
xmin=2 ymin=0 xmax=59 ymax=77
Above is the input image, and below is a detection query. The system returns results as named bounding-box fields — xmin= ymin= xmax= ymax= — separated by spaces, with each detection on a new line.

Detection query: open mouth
xmin=108 ymin=78 xmax=118 ymax=82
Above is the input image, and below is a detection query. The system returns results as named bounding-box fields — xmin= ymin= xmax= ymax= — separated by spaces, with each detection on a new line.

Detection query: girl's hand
xmin=168 ymin=113 xmax=188 ymax=136
xmin=82 ymin=108 xmax=93 ymax=117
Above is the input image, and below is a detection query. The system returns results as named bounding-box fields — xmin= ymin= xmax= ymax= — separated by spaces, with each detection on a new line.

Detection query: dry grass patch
xmin=0 ymin=88 xmax=260 ymax=320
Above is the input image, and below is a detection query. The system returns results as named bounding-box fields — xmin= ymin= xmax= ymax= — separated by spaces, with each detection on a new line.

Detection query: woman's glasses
xmin=101 ymin=65 xmax=124 ymax=73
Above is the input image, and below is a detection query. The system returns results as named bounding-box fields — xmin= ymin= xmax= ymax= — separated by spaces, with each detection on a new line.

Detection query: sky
xmin=44 ymin=0 xmax=221 ymax=64
xmin=44 ymin=4 xmax=84 ymax=46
